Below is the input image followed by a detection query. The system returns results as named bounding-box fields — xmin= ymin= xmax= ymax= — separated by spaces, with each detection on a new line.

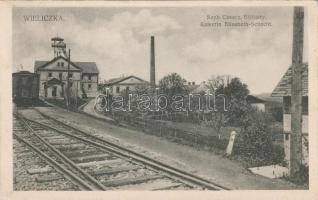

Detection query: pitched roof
xmin=185 ymin=84 xmax=199 ymax=92
xmin=12 ymin=70 xmax=33 ymax=76
xmin=104 ymin=75 xmax=149 ymax=86
xmin=34 ymin=56 xmax=99 ymax=74
xmin=74 ymin=62 xmax=99 ymax=74
xmin=46 ymin=77 xmax=65 ymax=85
xmin=271 ymin=64 xmax=308 ymax=97
xmin=246 ymin=95 xmax=265 ymax=103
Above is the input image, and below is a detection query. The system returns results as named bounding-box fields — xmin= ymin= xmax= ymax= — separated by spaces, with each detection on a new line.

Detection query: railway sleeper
xmin=102 ymin=175 xmax=164 ymax=187
xmin=48 ymin=140 xmax=79 ymax=145
xmin=90 ymin=165 xmax=140 ymax=176
xmin=55 ymin=144 xmax=87 ymax=151
xmin=32 ymin=127 xmax=46 ymax=131
xmin=35 ymin=174 xmax=64 ymax=183
xmin=40 ymin=136 xmax=69 ymax=140
xmin=151 ymin=183 xmax=184 ymax=190
xmin=13 ymin=128 xmax=27 ymax=132
xmin=27 ymin=166 xmax=53 ymax=175
xmin=13 ymin=148 xmax=32 ymax=154
xmin=77 ymin=159 xmax=125 ymax=168
xmin=63 ymin=149 xmax=102 ymax=158
xmin=72 ymin=154 xmax=115 ymax=163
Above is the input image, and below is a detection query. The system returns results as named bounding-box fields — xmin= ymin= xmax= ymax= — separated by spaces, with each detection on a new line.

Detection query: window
xmin=88 ymin=84 xmax=91 ymax=90
xmin=69 ymin=73 xmax=73 ymax=78
xmin=88 ymin=75 xmax=91 ymax=80
xmin=48 ymin=72 xmax=52 ymax=77
xmin=57 ymin=62 xmax=60 ymax=67
xmin=70 ymin=82 xmax=73 ymax=87
xmin=61 ymin=62 xmax=64 ymax=67
xmin=283 ymin=97 xmax=291 ymax=114
xmin=116 ymin=86 xmax=120 ymax=93
xmin=285 ymin=133 xmax=289 ymax=140
xmin=59 ymin=73 xmax=62 ymax=80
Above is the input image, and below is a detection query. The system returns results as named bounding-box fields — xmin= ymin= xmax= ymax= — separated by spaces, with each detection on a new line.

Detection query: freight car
xmin=12 ymin=71 xmax=39 ymax=106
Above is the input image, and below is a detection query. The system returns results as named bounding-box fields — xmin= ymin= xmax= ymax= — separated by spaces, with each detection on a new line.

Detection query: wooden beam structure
xmin=67 ymin=49 xmax=71 ymax=111
xmin=290 ymin=6 xmax=304 ymax=178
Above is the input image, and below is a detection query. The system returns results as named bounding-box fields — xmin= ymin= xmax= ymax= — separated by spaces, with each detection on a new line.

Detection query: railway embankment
xmin=17 ymin=106 xmax=302 ymax=190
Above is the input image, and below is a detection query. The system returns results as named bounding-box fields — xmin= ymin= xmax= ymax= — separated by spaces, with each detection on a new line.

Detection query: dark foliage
xmin=267 ymin=104 xmax=283 ymax=122
xmin=287 ymin=165 xmax=309 ymax=185
xmin=233 ymin=107 xmax=284 ymax=166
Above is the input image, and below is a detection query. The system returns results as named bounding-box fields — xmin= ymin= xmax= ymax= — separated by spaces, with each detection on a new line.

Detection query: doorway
xmin=52 ymin=87 xmax=57 ymax=97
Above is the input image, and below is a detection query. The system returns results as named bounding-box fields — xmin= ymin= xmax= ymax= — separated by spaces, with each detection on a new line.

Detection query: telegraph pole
xmin=290 ymin=7 xmax=304 ymax=178
xmin=67 ymin=49 xmax=71 ymax=111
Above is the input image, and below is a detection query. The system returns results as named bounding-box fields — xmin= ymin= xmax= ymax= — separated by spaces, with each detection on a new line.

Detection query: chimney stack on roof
xmin=150 ymin=36 xmax=156 ymax=87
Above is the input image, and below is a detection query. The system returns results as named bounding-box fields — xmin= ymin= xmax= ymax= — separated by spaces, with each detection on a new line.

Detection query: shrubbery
xmin=233 ymin=107 xmax=284 ymax=166
xmin=267 ymin=104 xmax=283 ymax=122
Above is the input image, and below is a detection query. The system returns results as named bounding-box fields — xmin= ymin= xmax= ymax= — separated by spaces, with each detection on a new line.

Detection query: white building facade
xmin=102 ymin=75 xmax=149 ymax=95
xmin=35 ymin=56 xmax=99 ymax=99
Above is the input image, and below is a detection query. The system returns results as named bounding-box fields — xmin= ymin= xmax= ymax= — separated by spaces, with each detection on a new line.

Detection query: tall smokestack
xmin=150 ymin=36 xmax=156 ymax=87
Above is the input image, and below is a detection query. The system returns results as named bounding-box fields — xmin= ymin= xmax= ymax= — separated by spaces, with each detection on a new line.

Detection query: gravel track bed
xmin=13 ymin=130 xmax=80 ymax=190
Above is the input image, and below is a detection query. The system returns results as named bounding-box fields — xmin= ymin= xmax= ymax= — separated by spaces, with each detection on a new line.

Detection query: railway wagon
xmin=12 ymin=71 xmax=39 ymax=106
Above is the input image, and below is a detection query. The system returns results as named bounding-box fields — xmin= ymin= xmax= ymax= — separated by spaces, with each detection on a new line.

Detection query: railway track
xmin=14 ymin=108 xmax=229 ymax=190
xmin=13 ymin=115 xmax=81 ymax=190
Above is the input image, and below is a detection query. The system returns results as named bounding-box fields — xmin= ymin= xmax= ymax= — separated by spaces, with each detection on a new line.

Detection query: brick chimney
xmin=150 ymin=36 xmax=156 ymax=87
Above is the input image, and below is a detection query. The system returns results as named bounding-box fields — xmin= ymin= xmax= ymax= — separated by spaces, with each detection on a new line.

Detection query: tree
xmin=158 ymin=73 xmax=188 ymax=112
xmin=222 ymin=77 xmax=250 ymax=126
xmin=207 ymin=75 xmax=232 ymax=93
xmin=203 ymin=76 xmax=231 ymax=139
xmin=159 ymin=73 xmax=188 ymax=95
xmin=203 ymin=77 xmax=249 ymax=138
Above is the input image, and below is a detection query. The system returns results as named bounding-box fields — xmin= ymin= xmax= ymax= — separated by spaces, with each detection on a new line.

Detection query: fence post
xmin=226 ymin=131 xmax=237 ymax=156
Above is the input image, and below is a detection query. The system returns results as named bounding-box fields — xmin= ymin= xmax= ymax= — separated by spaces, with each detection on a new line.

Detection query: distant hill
xmin=252 ymin=93 xmax=283 ymax=103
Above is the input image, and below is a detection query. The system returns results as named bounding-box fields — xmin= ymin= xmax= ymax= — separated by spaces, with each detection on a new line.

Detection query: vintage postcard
xmin=0 ymin=1 xmax=318 ymax=200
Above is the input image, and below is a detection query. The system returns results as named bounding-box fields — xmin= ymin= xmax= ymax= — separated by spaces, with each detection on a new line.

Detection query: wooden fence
xmin=112 ymin=112 xmax=228 ymax=151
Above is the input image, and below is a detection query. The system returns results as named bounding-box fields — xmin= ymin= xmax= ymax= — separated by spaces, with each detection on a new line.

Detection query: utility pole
xmin=67 ymin=49 xmax=71 ymax=111
xmin=75 ymin=81 xmax=78 ymax=109
xmin=290 ymin=7 xmax=304 ymax=178
xmin=150 ymin=36 xmax=156 ymax=88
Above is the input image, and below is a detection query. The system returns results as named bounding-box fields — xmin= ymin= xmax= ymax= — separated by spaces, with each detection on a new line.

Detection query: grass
xmin=152 ymin=120 xmax=240 ymax=139
xmin=45 ymin=98 xmax=91 ymax=111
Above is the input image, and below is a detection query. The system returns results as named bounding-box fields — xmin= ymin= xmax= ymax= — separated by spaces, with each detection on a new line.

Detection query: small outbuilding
xmin=246 ymin=95 xmax=266 ymax=112
xmin=271 ymin=64 xmax=308 ymax=167
xmin=102 ymin=75 xmax=150 ymax=95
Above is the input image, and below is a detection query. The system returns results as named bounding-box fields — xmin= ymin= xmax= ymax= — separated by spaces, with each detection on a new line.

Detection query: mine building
xmin=102 ymin=75 xmax=149 ymax=95
xmin=101 ymin=36 xmax=156 ymax=96
xmin=271 ymin=63 xmax=308 ymax=167
xmin=34 ymin=37 xmax=99 ymax=99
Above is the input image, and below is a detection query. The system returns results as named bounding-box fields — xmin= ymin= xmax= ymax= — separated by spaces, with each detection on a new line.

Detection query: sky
xmin=12 ymin=7 xmax=308 ymax=94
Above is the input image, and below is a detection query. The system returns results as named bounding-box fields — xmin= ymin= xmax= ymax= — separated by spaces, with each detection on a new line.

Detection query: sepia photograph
xmin=0 ymin=1 xmax=316 ymax=196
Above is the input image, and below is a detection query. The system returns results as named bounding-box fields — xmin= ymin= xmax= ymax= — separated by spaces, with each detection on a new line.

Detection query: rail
xmin=29 ymin=109 xmax=230 ymax=190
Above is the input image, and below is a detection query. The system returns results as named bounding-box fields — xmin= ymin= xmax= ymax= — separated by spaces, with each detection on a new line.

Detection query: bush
xmin=267 ymin=104 xmax=283 ymax=122
xmin=233 ymin=108 xmax=281 ymax=166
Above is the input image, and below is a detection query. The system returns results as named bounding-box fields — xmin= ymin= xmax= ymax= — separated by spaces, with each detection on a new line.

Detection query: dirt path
xmin=27 ymin=105 xmax=303 ymax=190
xmin=81 ymin=98 xmax=114 ymax=121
